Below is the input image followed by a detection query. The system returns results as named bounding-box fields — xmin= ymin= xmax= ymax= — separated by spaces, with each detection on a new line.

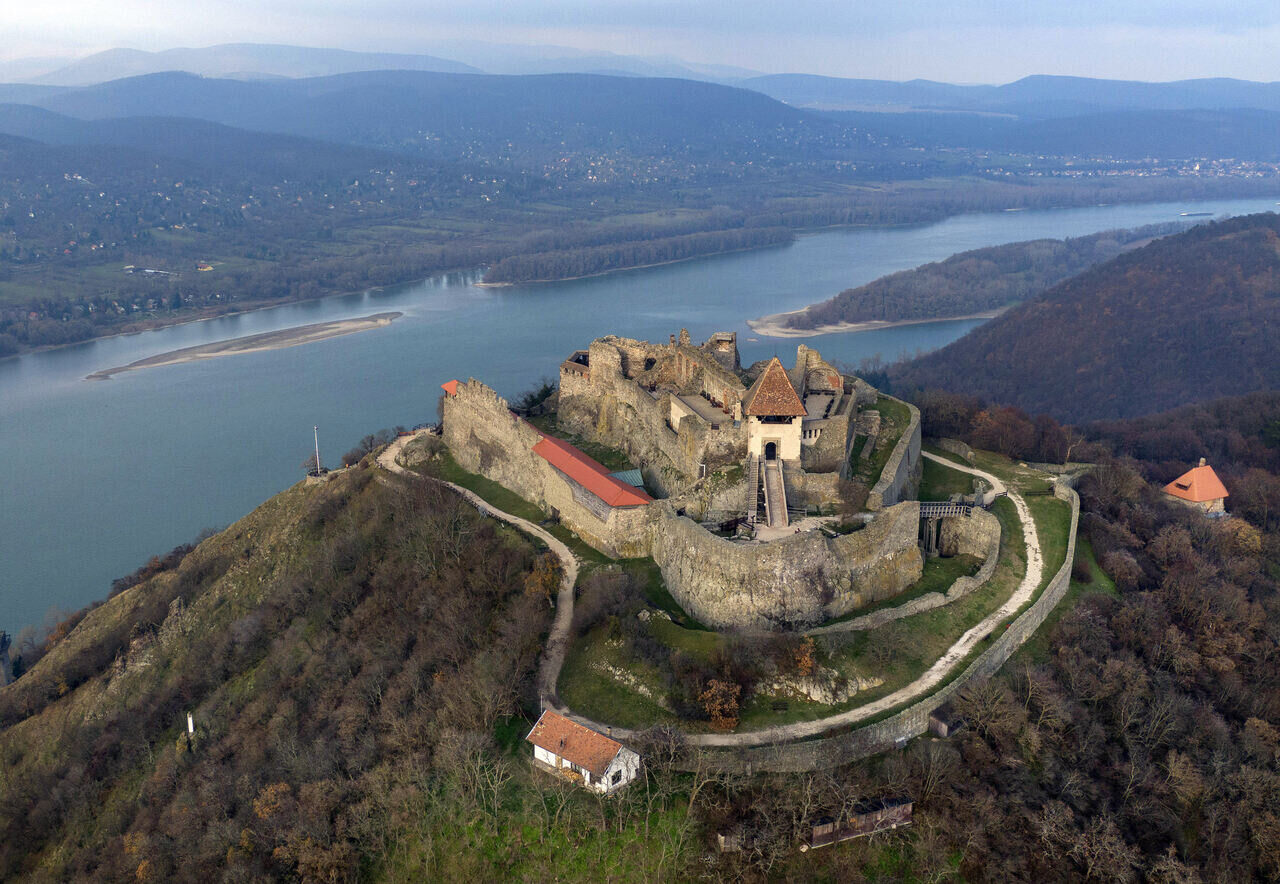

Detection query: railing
xmin=746 ymin=455 xmax=760 ymax=524
xmin=918 ymin=502 xmax=973 ymax=519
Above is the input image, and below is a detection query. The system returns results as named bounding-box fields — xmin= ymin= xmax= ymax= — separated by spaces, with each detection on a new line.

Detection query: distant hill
xmin=747 ymin=73 xmax=1280 ymax=117
xmin=777 ymin=223 xmax=1186 ymax=330
xmin=825 ymin=107 xmax=1280 ymax=161
xmin=890 ymin=213 xmax=1280 ymax=422
xmin=28 ymin=43 xmax=479 ymax=86
xmin=25 ymin=70 xmax=838 ymax=160
xmin=0 ymin=104 xmax=401 ymax=178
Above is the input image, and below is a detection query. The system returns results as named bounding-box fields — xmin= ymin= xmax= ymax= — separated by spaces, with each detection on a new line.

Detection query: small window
xmin=612 ymin=770 xmax=623 ymax=785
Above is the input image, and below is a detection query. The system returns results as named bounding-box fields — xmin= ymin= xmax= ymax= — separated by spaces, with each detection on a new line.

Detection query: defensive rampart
xmin=867 ymin=396 xmax=922 ymax=510
xmin=689 ymin=479 xmax=1080 ymax=771
xmin=649 ymin=502 xmax=924 ymax=630
xmin=441 ymin=379 xmax=651 ymax=556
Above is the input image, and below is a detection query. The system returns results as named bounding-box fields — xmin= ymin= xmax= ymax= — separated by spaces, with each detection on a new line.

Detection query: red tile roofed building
xmin=1163 ymin=458 xmax=1229 ymax=514
xmin=532 ymin=433 xmax=652 ymax=514
xmin=526 ymin=710 xmax=640 ymax=793
xmin=743 ymin=357 xmax=806 ymax=462
xmin=440 ymin=379 xmax=459 ymax=397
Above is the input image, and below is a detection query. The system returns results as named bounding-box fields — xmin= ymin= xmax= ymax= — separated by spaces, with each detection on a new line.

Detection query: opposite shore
xmin=86 ymin=312 xmax=402 ymax=380
xmin=748 ymin=307 xmax=1007 ymax=339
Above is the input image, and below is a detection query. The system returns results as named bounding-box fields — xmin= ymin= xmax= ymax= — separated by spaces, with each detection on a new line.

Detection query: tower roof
xmin=1163 ymin=460 xmax=1229 ymax=503
xmin=742 ymin=357 xmax=807 ymax=417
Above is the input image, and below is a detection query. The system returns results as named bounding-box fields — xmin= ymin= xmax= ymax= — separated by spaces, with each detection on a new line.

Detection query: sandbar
xmin=747 ymin=307 xmax=1005 ymax=338
xmin=87 ymin=312 xmax=402 ymax=380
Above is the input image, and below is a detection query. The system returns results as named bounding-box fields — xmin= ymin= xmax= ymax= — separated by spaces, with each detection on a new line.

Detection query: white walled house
xmin=526 ymin=710 xmax=641 ymax=794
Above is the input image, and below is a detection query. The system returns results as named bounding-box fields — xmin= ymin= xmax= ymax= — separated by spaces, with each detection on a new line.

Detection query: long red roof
xmin=532 ymin=433 xmax=652 ymax=508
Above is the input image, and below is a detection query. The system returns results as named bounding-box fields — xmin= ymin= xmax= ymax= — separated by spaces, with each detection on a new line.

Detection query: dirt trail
xmin=378 ymin=432 xmax=579 ymax=705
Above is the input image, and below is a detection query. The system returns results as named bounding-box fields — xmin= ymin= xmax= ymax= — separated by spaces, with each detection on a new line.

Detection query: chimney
xmin=607 ymin=726 xmax=612 ymax=737
xmin=1199 ymin=457 xmax=1207 ymax=467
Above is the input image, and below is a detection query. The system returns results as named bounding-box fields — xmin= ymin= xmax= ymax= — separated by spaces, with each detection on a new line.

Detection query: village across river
xmin=1 ymin=196 xmax=1276 ymax=632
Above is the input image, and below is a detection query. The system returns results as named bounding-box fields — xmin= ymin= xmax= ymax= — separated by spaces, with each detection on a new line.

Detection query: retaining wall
xmin=867 ymin=396 xmax=922 ymax=510
xmin=689 ymin=480 xmax=1080 ymax=772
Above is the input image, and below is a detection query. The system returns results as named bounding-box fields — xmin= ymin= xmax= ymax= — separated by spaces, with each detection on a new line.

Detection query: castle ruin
xmin=441 ymin=330 xmax=925 ymax=630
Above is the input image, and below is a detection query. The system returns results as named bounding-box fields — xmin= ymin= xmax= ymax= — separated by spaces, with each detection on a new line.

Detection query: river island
xmin=86 ymin=312 xmax=402 ymax=380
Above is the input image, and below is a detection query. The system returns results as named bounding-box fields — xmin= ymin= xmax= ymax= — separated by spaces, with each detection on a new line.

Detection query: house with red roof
xmin=526 ymin=709 xmax=640 ymax=793
xmin=1163 ymin=458 xmax=1229 ymax=514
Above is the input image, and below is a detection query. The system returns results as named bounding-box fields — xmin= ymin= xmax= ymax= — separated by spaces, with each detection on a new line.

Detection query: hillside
xmin=0 ymin=462 xmax=565 ymax=880
xmin=777 ymin=223 xmax=1183 ymax=330
xmin=891 ymin=212 xmax=1280 ymax=422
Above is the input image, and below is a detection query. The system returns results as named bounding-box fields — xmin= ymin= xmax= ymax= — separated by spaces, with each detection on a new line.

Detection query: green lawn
xmin=919 ymin=455 xmax=974 ymax=501
xmin=854 ymin=396 xmax=913 ymax=490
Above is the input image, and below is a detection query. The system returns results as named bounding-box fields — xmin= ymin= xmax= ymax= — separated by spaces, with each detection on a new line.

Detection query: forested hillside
xmin=891 ymin=213 xmax=1280 ymax=422
xmin=784 ymin=223 xmax=1181 ymax=329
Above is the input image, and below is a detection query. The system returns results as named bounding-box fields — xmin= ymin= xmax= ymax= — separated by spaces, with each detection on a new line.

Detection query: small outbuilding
xmin=1163 ymin=458 xmax=1229 ymax=514
xmin=526 ymin=710 xmax=640 ymax=794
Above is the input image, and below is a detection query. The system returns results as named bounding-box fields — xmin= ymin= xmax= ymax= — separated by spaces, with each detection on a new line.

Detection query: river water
xmin=2 ymin=196 xmax=1276 ymax=633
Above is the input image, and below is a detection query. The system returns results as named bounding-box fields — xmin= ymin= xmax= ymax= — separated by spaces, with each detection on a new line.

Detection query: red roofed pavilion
xmin=440 ymin=379 xmax=459 ymax=397
xmin=1163 ymin=458 xmax=1229 ymax=514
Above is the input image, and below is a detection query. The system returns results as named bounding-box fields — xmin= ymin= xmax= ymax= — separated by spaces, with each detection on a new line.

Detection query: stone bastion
xmin=440 ymin=378 xmax=925 ymax=630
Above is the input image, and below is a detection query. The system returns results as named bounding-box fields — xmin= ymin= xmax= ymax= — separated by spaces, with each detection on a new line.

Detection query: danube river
xmin=2 ymin=196 xmax=1276 ymax=633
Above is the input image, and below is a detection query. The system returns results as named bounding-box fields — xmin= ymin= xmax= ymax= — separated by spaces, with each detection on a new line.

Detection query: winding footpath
xmin=378 ymin=432 xmax=578 ymax=706
xmin=378 ymin=433 xmax=1045 ymax=748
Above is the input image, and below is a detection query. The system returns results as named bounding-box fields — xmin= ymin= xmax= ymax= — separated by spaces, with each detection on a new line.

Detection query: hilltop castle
xmin=441 ymin=330 xmax=928 ymax=630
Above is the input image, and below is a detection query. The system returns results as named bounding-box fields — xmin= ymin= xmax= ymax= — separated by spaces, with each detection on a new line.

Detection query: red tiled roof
xmin=526 ymin=710 xmax=623 ymax=777
xmin=1163 ymin=463 xmax=1229 ymax=503
xmin=532 ymin=433 xmax=652 ymax=508
xmin=441 ymin=379 xmax=459 ymax=397
xmin=742 ymin=357 xmax=806 ymax=417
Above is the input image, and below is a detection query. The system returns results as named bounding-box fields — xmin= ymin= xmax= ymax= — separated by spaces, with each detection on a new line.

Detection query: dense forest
xmin=890 ymin=212 xmax=1280 ymax=422
xmin=785 ymin=223 xmax=1184 ymax=329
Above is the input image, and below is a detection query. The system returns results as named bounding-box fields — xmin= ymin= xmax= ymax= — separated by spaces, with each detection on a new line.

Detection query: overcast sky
xmin=5 ymin=0 xmax=1280 ymax=83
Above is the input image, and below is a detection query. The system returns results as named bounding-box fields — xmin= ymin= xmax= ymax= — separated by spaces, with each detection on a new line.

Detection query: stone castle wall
xmin=649 ymin=502 xmax=923 ymax=630
xmin=444 ymin=378 xmax=924 ymax=629
xmin=687 ymin=480 xmax=1080 ymax=772
xmin=868 ymin=396 xmax=922 ymax=510
xmin=442 ymin=379 xmax=651 ymax=556
xmin=558 ymin=338 xmax=747 ymax=497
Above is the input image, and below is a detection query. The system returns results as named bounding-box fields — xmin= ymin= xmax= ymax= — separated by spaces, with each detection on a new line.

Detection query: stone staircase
xmin=762 ymin=460 xmax=789 ymax=529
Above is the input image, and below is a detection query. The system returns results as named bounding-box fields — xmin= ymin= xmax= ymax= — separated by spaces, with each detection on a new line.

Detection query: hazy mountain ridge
xmin=891 ymin=212 xmax=1280 ymax=422
xmin=27 ymin=43 xmax=480 ymax=86
xmin=748 ymin=72 xmax=1280 ymax=117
